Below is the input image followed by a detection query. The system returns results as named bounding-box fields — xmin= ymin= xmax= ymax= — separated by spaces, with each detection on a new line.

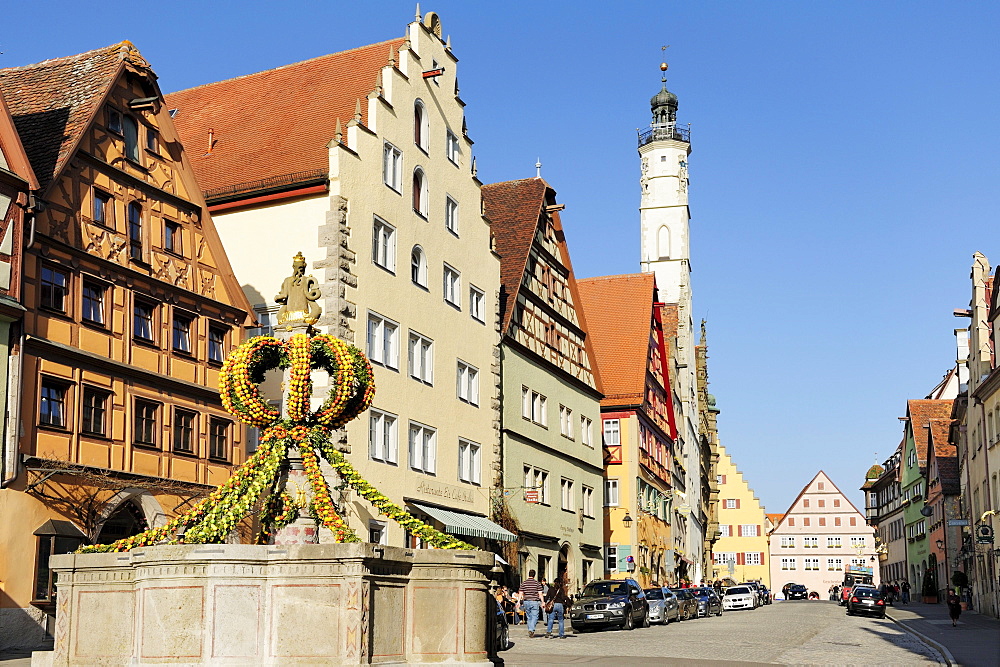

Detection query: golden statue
xmin=275 ymin=252 xmax=321 ymax=327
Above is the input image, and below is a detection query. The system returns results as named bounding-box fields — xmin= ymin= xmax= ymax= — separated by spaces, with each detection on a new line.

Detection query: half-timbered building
xmin=0 ymin=42 xmax=252 ymax=649
xmin=482 ymin=177 xmax=603 ymax=590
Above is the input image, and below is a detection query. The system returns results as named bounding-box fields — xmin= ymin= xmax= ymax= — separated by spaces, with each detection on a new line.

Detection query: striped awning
xmin=409 ymin=502 xmax=516 ymax=542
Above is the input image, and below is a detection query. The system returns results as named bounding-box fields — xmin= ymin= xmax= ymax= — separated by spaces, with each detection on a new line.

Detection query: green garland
xmin=79 ymin=334 xmax=475 ymax=553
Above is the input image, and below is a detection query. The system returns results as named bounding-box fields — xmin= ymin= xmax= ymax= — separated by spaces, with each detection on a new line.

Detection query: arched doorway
xmin=95 ymin=499 xmax=148 ymax=544
xmin=558 ymin=543 xmax=572 ymax=587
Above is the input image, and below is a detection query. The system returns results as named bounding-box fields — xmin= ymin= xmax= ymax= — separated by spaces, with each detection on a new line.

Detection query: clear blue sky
xmin=4 ymin=1 xmax=998 ymax=513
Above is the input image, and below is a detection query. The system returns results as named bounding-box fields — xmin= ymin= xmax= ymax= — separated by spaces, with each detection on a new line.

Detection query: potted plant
xmin=921 ymin=567 xmax=938 ymax=603
xmin=952 ymin=570 xmax=969 ymax=609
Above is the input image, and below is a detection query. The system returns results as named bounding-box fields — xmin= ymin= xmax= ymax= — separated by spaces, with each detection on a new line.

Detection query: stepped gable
xmin=0 ymin=42 xmax=141 ymax=192
xmin=482 ymin=178 xmax=548 ymax=333
xmin=907 ymin=399 xmax=953 ymax=467
xmin=576 ymin=273 xmax=656 ymax=400
xmin=164 ymin=38 xmax=405 ymax=194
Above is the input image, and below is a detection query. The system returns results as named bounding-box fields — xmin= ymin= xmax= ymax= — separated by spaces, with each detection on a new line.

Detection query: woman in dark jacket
xmin=544 ymin=577 xmax=572 ymax=638
xmin=947 ymin=590 xmax=962 ymax=626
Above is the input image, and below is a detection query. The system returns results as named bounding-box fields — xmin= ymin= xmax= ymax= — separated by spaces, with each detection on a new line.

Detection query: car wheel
xmin=623 ymin=609 xmax=634 ymax=631
xmin=497 ymin=624 xmax=509 ymax=652
xmin=642 ymin=612 xmax=650 ymax=628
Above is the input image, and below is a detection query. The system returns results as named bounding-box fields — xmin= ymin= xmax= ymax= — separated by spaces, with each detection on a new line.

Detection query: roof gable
xmin=927 ymin=418 xmax=960 ymax=494
xmin=771 ymin=470 xmax=867 ymax=533
xmin=576 ymin=273 xmax=659 ymax=401
xmin=0 ymin=89 xmax=38 ymax=189
xmin=906 ymin=399 xmax=954 ymax=469
xmin=0 ymin=42 xmax=137 ymax=193
xmin=164 ymin=38 xmax=405 ymax=195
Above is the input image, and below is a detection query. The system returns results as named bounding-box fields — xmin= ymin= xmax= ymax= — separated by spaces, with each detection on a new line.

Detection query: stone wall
xmin=33 ymin=543 xmax=493 ymax=666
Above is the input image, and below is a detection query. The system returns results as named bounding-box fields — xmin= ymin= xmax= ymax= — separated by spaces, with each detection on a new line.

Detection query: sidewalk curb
xmin=885 ymin=612 xmax=956 ymax=666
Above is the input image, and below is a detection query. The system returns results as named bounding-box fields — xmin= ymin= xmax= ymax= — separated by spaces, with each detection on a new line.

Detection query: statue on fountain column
xmin=275 ymin=251 xmax=322 ymax=327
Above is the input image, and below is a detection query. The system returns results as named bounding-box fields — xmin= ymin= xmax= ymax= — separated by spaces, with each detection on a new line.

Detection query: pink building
xmin=769 ymin=471 xmax=879 ymax=598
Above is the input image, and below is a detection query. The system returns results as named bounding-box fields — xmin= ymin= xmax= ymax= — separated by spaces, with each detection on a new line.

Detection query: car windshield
xmin=644 ymin=589 xmax=663 ymax=600
xmin=582 ymin=581 xmax=630 ymax=597
xmin=726 ymin=586 xmax=750 ymax=595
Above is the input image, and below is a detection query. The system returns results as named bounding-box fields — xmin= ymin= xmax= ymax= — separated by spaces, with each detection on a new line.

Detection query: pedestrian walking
xmin=518 ymin=570 xmax=544 ymax=637
xmin=901 ymin=580 xmax=911 ymax=604
xmin=947 ymin=590 xmax=962 ymax=626
xmin=544 ymin=576 xmax=572 ymax=639
xmin=539 ymin=577 xmax=549 ymax=624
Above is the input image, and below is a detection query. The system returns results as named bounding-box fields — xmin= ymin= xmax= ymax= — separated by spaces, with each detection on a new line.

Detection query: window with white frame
xmin=443 ymin=264 xmax=461 ymax=308
xmin=718 ymin=525 xmax=731 ymax=537
xmin=724 ymin=499 xmax=737 ymax=509
xmin=714 ymin=552 xmax=736 ymax=565
xmin=410 ymin=245 xmax=427 ymax=287
xmin=383 ymin=142 xmax=402 ymax=191
xmin=456 ymin=360 xmax=479 ymax=405
xmin=744 ymin=552 xmax=762 ymax=566
xmin=445 ymin=196 xmax=459 ymax=235
xmin=446 ymin=130 xmax=460 ymax=164
xmin=850 ymin=536 xmax=866 ymax=548
xmin=582 ymin=485 xmax=594 ymax=517
xmin=521 ymin=387 xmax=547 ymax=426
xmin=469 ymin=286 xmax=485 ymax=323
xmin=412 ymin=168 xmax=428 ymax=217
xmin=740 ymin=524 xmax=759 ymax=537
xmin=850 ymin=558 xmax=867 ymax=567
xmin=605 ymin=478 xmax=619 ymax=506
xmin=603 ymin=419 xmax=620 ymax=446
xmin=804 ymin=557 xmax=820 ymax=571
xmin=559 ymin=405 xmax=573 ymax=439
xmin=372 ymin=216 xmax=395 ymax=272
xmin=605 ymin=544 xmax=618 ymax=572
xmin=781 ymin=557 xmax=796 ymax=571
xmin=803 ymin=536 xmax=819 ymax=548
xmin=781 ymin=536 xmax=795 ymax=548
xmin=368 ymin=409 xmax=398 ymax=464
xmin=458 ymin=439 xmax=481 ymax=485
xmin=408 ymin=422 xmax=436 ymax=474
xmin=827 ymin=536 xmax=842 ymax=548
xmin=366 ymin=313 xmax=399 ymax=369
xmin=523 ymin=466 xmax=549 ymax=504
xmin=560 ymin=478 xmax=574 ymax=511
xmin=408 ymin=332 xmax=433 ymax=384
xmin=369 ymin=520 xmax=388 ymax=545
xmin=581 ymin=416 xmax=593 ymax=446
xmin=413 ymin=100 xmax=428 ymax=151
xmin=826 ymin=558 xmax=843 ymax=571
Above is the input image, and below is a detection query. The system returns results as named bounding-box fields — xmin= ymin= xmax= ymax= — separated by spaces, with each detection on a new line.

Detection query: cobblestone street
xmin=502 ymin=601 xmax=945 ymax=666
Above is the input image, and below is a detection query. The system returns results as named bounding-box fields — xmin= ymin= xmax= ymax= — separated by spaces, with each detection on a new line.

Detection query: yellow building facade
xmin=712 ymin=444 xmax=770 ymax=586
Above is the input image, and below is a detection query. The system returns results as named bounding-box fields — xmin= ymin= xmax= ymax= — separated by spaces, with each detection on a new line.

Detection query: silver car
xmin=644 ymin=587 xmax=681 ymax=624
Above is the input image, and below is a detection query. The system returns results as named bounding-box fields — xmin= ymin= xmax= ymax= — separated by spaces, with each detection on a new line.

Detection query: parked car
xmin=740 ymin=581 xmax=763 ymax=608
xmin=723 ymin=585 xmax=756 ymax=611
xmin=690 ymin=587 xmax=724 ymax=616
xmin=786 ymin=584 xmax=809 ymax=600
xmin=669 ymin=588 xmax=700 ymax=620
xmin=489 ymin=594 xmax=509 ymax=652
xmin=570 ymin=579 xmax=649 ymax=632
xmin=644 ymin=587 xmax=681 ymax=624
xmin=845 ymin=588 xmax=887 ymax=618
xmin=758 ymin=585 xmax=772 ymax=605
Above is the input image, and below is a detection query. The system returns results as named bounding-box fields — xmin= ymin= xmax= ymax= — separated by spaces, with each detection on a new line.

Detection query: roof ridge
xmin=0 ymin=41 xmax=136 ymax=73
xmin=578 ymin=272 xmax=651 ymax=283
xmin=167 ymin=37 xmax=404 ymax=96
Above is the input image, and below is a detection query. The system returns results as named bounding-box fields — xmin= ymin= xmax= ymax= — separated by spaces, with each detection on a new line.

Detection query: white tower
xmin=638 ymin=61 xmax=705 ymax=582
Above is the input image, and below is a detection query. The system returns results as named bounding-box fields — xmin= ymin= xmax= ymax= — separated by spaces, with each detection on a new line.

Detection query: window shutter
xmin=735 ymin=499 xmax=741 ymax=509
xmin=736 ymin=552 xmax=745 ymax=565
xmin=788 ymin=518 xmax=795 ymax=527
xmin=618 ymin=544 xmax=632 ymax=572
xmin=737 ymin=525 xmax=743 ymax=537
xmin=760 ymin=552 xmax=765 ymax=564
xmin=729 ymin=525 xmax=734 ymax=537
xmin=758 ymin=525 xmax=762 ymax=537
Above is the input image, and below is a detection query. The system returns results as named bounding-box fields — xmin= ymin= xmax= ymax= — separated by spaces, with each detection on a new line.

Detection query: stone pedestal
xmin=33 ymin=543 xmax=493 ymax=666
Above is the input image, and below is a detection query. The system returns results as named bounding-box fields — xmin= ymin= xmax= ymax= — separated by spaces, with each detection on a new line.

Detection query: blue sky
xmin=4 ymin=2 xmax=998 ymax=513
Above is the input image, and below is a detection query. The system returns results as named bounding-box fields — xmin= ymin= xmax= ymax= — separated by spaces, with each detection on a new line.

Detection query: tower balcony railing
xmin=638 ymin=123 xmax=690 ymax=147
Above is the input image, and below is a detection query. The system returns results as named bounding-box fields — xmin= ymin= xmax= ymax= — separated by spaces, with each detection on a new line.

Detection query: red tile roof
xmin=907 ymin=399 xmax=953 ymax=467
xmin=164 ymin=38 xmax=404 ymax=195
xmin=0 ymin=42 xmax=138 ymax=192
xmin=482 ymin=178 xmax=547 ymax=333
xmin=576 ymin=273 xmax=656 ymax=402
xmin=927 ymin=417 xmax=959 ymax=494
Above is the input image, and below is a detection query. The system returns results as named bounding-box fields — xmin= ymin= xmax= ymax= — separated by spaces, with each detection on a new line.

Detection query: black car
xmin=569 ymin=578 xmax=650 ymax=631
xmin=690 ymin=587 xmax=724 ymax=616
xmin=845 ymin=588 xmax=887 ymax=618
xmin=786 ymin=584 xmax=808 ymax=600
xmin=758 ymin=585 xmax=772 ymax=605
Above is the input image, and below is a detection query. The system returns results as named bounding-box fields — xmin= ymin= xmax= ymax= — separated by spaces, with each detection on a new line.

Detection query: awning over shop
xmin=409 ymin=502 xmax=516 ymax=542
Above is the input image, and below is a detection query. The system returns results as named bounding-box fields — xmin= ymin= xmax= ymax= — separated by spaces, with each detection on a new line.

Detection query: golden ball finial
xmin=660 ymin=62 xmax=669 ymax=72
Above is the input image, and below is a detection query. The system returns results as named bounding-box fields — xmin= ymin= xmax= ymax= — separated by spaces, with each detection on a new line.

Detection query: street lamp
xmin=622 ymin=512 xmax=633 ymax=528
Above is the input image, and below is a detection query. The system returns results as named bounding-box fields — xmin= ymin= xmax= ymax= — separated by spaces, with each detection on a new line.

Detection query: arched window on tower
xmin=657 ymin=226 xmax=670 ymax=259
xmin=414 ymin=100 xmax=428 ymax=152
xmin=411 ymin=245 xmax=427 ymax=287
xmin=412 ymin=168 xmax=428 ymax=217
